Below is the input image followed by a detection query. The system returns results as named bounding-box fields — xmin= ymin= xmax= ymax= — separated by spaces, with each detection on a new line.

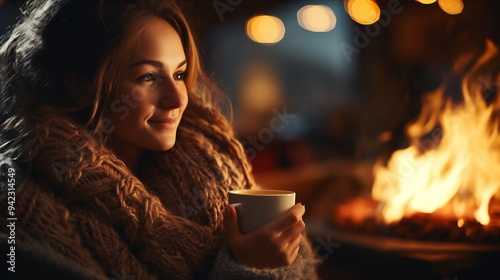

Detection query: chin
xmin=156 ymin=140 xmax=176 ymax=151
xmin=144 ymin=135 xmax=177 ymax=151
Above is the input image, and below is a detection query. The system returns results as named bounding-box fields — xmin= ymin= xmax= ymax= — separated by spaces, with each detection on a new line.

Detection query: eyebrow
xmin=129 ymin=59 xmax=187 ymax=69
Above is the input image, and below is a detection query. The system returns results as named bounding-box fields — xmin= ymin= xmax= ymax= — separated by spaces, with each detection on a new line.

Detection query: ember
xmin=333 ymin=196 xmax=500 ymax=244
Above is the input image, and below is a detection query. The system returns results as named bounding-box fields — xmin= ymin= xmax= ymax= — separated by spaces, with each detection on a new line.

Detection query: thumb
xmin=223 ymin=205 xmax=241 ymax=241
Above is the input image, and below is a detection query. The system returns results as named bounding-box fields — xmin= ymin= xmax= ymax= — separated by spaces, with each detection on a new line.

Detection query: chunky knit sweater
xmin=0 ymin=100 xmax=320 ymax=279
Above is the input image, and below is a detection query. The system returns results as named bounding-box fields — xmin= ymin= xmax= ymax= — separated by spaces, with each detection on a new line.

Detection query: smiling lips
xmin=148 ymin=117 xmax=177 ymax=129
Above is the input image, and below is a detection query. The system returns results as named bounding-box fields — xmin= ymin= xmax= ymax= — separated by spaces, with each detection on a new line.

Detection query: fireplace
xmin=335 ymin=38 xmax=500 ymax=237
xmin=307 ymin=38 xmax=500 ymax=280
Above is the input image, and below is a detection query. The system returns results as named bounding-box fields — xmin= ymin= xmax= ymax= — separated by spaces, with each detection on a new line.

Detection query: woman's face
xmin=108 ymin=19 xmax=188 ymax=158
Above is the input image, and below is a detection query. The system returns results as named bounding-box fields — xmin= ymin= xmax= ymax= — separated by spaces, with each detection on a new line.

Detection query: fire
xmin=372 ymin=40 xmax=500 ymax=225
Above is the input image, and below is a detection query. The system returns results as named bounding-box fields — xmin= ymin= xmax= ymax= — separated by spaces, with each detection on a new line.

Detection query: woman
xmin=0 ymin=0 xmax=320 ymax=279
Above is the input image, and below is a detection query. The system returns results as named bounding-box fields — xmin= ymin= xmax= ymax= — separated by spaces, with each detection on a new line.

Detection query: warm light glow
xmin=239 ymin=62 xmax=283 ymax=112
xmin=457 ymin=218 xmax=464 ymax=228
xmin=416 ymin=0 xmax=437 ymax=4
xmin=246 ymin=15 xmax=285 ymax=45
xmin=237 ymin=61 xmax=284 ymax=137
xmin=438 ymin=0 xmax=464 ymax=15
xmin=372 ymin=40 xmax=500 ymax=226
xmin=297 ymin=5 xmax=337 ymax=32
xmin=346 ymin=0 xmax=380 ymax=25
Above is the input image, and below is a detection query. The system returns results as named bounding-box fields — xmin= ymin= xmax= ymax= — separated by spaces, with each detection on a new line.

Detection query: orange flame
xmin=372 ymin=40 xmax=500 ymax=225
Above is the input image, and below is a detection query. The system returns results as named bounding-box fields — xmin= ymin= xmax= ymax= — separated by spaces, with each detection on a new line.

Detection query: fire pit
xmin=308 ymin=215 xmax=500 ymax=280
xmin=331 ymin=39 xmax=500 ymax=240
xmin=369 ymin=39 xmax=500 ymax=228
xmin=307 ymin=39 xmax=500 ymax=279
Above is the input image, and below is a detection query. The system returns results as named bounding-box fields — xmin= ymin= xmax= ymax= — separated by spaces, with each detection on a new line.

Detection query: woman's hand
xmin=223 ymin=203 xmax=306 ymax=268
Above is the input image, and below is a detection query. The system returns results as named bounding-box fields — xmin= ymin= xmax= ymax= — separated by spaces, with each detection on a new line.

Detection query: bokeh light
xmin=246 ymin=15 xmax=286 ymax=45
xmin=297 ymin=5 xmax=337 ymax=32
xmin=416 ymin=0 xmax=437 ymax=4
xmin=438 ymin=0 xmax=464 ymax=15
xmin=345 ymin=0 xmax=381 ymax=25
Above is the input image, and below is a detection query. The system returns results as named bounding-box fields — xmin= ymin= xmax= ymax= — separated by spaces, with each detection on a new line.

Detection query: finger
xmin=279 ymin=218 xmax=305 ymax=242
xmin=223 ymin=205 xmax=241 ymax=244
xmin=286 ymin=233 xmax=303 ymax=254
xmin=269 ymin=203 xmax=305 ymax=232
xmin=288 ymin=238 xmax=301 ymax=265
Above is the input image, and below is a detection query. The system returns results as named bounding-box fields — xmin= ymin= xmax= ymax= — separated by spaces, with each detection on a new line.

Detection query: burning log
xmin=331 ymin=196 xmax=500 ymax=244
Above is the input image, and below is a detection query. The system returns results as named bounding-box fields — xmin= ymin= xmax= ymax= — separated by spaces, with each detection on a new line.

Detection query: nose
xmin=158 ymin=78 xmax=187 ymax=110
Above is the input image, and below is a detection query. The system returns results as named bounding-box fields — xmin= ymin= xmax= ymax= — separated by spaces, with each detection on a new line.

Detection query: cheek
xmin=130 ymin=86 xmax=149 ymax=103
xmin=108 ymin=86 xmax=151 ymax=124
xmin=180 ymin=88 xmax=189 ymax=109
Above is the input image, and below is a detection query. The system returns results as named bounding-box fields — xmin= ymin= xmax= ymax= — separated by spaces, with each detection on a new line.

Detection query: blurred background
xmin=183 ymin=0 xmax=500 ymax=215
xmin=2 ymin=0 xmax=500 ymax=279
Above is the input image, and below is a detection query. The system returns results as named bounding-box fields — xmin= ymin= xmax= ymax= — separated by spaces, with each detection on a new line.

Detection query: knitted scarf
xmin=0 ymin=101 xmax=255 ymax=279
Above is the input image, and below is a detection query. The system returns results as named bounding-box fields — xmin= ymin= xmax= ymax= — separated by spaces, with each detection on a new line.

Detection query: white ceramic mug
xmin=228 ymin=189 xmax=296 ymax=234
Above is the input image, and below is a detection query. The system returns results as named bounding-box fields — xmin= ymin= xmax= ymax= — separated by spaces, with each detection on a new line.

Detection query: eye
xmin=137 ymin=72 xmax=158 ymax=83
xmin=174 ymin=72 xmax=187 ymax=81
